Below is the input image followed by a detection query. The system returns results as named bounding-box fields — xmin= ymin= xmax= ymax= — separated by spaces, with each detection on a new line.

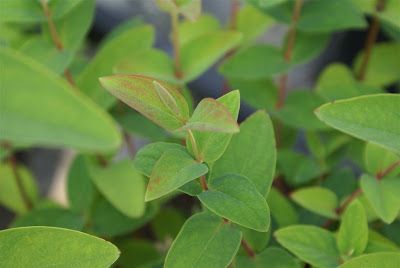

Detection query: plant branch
xmin=376 ymin=160 xmax=400 ymax=180
xmin=8 ymin=154 xmax=33 ymax=211
xmin=171 ymin=10 xmax=183 ymax=79
xmin=357 ymin=0 xmax=386 ymax=81
xmin=241 ymin=239 xmax=256 ymax=259
xmin=123 ymin=131 xmax=136 ymax=159
xmin=200 ymin=175 xmax=208 ymax=191
xmin=276 ymin=0 xmax=304 ymax=109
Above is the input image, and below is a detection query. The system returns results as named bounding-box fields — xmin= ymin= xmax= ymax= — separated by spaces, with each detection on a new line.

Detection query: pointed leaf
xmin=165 ymin=212 xmax=242 ymax=268
xmin=339 ymin=252 xmax=400 ymax=268
xmin=100 ymin=74 xmax=189 ymax=131
xmin=199 ymin=174 xmax=270 ymax=232
xmin=315 ymin=94 xmax=400 ymax=154
xmin=364 ymin=142 xmax=400 ymax=176
xmin=212 ymin=111 xmax=276 ymax=195
xmin=267 ymin=188 xmax=299 ymax=227
xmin=178 ymin=15 xmax=220 ymax=46
xmin=0 ymin=227 xmax=120 ymax=267
xmin=0 ymin=48 xmax=121 ymax=152
xmin=145 ymin=149 xmax=208 ymax=201
xmin=275 ymin=225 xmax=340 ymax=268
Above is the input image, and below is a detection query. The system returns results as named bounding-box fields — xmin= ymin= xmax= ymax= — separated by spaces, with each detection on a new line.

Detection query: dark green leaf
xmin=267 ymin=188 xmax=299 ymax=227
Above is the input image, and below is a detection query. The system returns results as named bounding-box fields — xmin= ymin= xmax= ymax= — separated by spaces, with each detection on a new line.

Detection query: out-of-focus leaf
xmin=116 ymin=239 xmax=161 ymax=268
xmin=364 ymin=142 xmax=400 ymax=177
xmin=339 ymin=252 xmax=400 ymax=268
xmin=178 ymin=15 xmax=220 ymax=46
xmin=267 ymin=188 xmax=299 ymax=227
xmin=236 ymin=247 xmax=300 ymax=268
xmin=321 ymin=169 xmax=357 ymax=200
xmin=151 ymin=208 xmax=186 ymax=240
xmin=289 ymin=31 xmax=329 ymax=65
xmin=365 ymin=230 xmax=400 ymax=253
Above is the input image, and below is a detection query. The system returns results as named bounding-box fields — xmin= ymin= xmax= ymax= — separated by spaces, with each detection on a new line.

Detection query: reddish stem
xmin=241 ymin=239 xmax=256 ymax=259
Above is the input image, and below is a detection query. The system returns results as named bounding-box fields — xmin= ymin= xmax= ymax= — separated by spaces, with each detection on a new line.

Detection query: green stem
xmin=171 ymin=10 xmax=182 ymax=79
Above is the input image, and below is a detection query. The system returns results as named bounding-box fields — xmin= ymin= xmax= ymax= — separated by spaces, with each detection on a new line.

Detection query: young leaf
xmin=267 ymin=188 xmax=299 ymax=227
xmin=365 ymin=230 xmax=400 ymax=253
xmin=0 ymin=164 xmax=38 ymax=214
xmin=289 ymin=31 xmax=330 ymax=65
xmin=165 ymin=212 xmax=242 ymax=268
xmin=186 ymin=90 xmax=240 ymax=163
xmin=291 ymin=187 xmax=338 ymax=219
xmin=145 ymin=149 xmax=208 ymax=201
xmin=178 ymin=15 xmax=220 ymax=46
xmin=360 ymin=174 xmax=400 ymax=224
xmin=198 ymin=174 xmax=270 ymax=232
xmin=182 ymin=98 xmax=239 ymax=133
xmin=78 ymin=26 xmax=154 ymax=108
xmin=90 ymin=160 xmax=146 ymax=218
xmin=236 ymin=247 xmax=301 ymax=268
xmin=181 ymin=31 xmax=242 ymax=82
xmin=337 ymin=200 xmax=368 ymax=257
xmin=0 ymin=227 xmax=120 ymax=267
xmin=315 ymin=94 xmax=400 ymax=154
xmin=339 ymin=252 xmax=400 ymax=268
xmin=133 ymin=142 xmax=187 ymax=177
xmin=275 ymin=225 xmax=340 ymax=268
xmin=100 ymin=74 xmax=189 ymax=131
xmin=0 ymin=48 xmax=121 ymax=152
xmin=211 ymin=111 xmax=276 ymax=195
xmin=364 ymin=142 xmax=400 ymax=176
xmin=219 ymin=45 xmax=288 ymax=80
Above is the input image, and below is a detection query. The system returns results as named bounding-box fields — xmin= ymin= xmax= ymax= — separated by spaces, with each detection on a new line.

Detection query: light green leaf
xmin=78 ymin=26 xmax=154 ymax=108
xmin=11 ymin=208 xmax=84 ymax=231
xmin=291 ymin=187 xmax=338 ymax=219
xmin=165 ymin=212 xmax=242 ymax=268
xmin=211 ymin=111 xmax=276 ymax=195
xmin=182 ymin=98 xmax=239 ymax=133
xmin=0 ymin=48 xmax=121 ymax=152
xmin=0 ymin=163 xmax=38 ymax=214
xmin=337 ymin=200 xmax=368 ymax=257
xmin=365 ymin=230 xmax=400 ymax=253
xmin=219 ymin=45 xmax=288 ymax=80
xmin=353 ymin=42 xmax=400 ymax=87
xmin=315 ymin=94 xmax=400 ymax=154
xmin=255 ymin=0 xmax=288 ymax=9
xmin=339 ymin=252 xmax=400 ymax=268
xmin=100 ymin=74 xmax=189 ymax=131
xmin=236 ymin=247 xmax=300 ymax=268
xmin=274 ymin=90 xmax=329 ymax=130
xmin=360 ymin=174 xmax=400 ymax=224
xmin=90 ymin=160 xmax=146 ymax=218
xmin=0 ymin=226 xmax=120 ymax=267
xmin=237 ymin=5 xmax=274 ymax=45
xmin=181 ymin=31 xmax=242 ymax=82
xmin=134 ymin=142 xmax=187 ymax=177
xmin=186 ymin=90 xmax=240 ymax=163
xmin=178 ymin=15 xmax=220 ymax=46
xmin=113 ymin=48 xmax=176 ymax=83
xmin=289 ymin=31 xmax=330 ymax=65
xmin=145 ymin=149 xmax=208 ymax=201
xmin=364 ymin=142 xmax=400 ymax=176
xmin=199 ymin=174 xmax=270 ymax=232
xmin=378 ymin=0 xmax=400 ymax=30
xmin=267 ymin=188 xmax=299 ymax=227
xmin=275 ymin=225 xmax=340 ymax=268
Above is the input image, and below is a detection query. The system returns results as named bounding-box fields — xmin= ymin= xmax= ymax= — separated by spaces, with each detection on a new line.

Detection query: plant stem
xmin=171 ymin=10 xmax=183 ymax=79
xmin=8 ymin=154 xmax=33 ymax=211
xmin=241 ymin=239 xmax=256 ymax=259
xmin=123 ymin=131 xmax=136 ymax=159
xmin=376 ymin=160 xmax=400 ymax=180
xmin=200 ymin=175 xmax=208 ymax=191
xmin=276 ymin=0 xmax=304 ymax=109
xmin=357 ymin=0 xmax=386 ymax=81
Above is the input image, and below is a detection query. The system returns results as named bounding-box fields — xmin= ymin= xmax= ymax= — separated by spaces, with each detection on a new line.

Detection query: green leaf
xmin=378 ymin=0 xmax=400 ymax=31
xmin=266 ymin=0 xmax=366 ymax=33
xmin=0 ymin=0 xmax=84 ymax=23
xmin=165 ymin=212 xmax=242 ymax=268
xmin=321 ymin=169 xmax=357 ymax=200
xmin=186 ymin=90 xmax=240 ymax=163
xmin=289 ymin=31 xmax=330 ymax=65
xmin=219 ymin=45 xmax=288 ymax=80
xmin=90 ymin=160 xmax=146 ymax=218
xmin=0 ymin=226 xmax=119 ymax=267
xmin=151 ymin=208 xmax=186 ymax=240
xmin=11 ymin=208 xmax=84 ymax=231
xmin=100 ymin=74 xmax=189 ymax=131
xmin=267 ymin=188 xmax=299 ymax=227
xmin=178 ymin=15 xmax=220 ymax=46
xmin=199 ymin=174 xmax=270 ymax=232
xmin=240 ymin=227 xmax=271 ymax=253
xmin=337 ymin=200 xmax=368 ymax=257
xmin=365 ymin=230 xmax=400 ymax=253
xmin=315 ymin=94 xmax=400 ymax=154
xmin=236 ymin=247 xmax=300 ymax=268
xmin=145 ymin=149 xmax=208 ymax=201
xmin=182 ymin=98 xmax=239 ymax=133
xmin=360 ymin=174 xmax=400 ymax=224
xmin=0 ymin=163 xmax=38 ymax=214
xmin=113 ymin=48 xmax=176 ymax=83
xmin=237 ymin=5 xmax=275 ymax=45
xmin=91 ymin=198 xmax=159 ymax=237
xmin=353 ymin=42 xmax=400 ymax=87
xmin=275 ymin=225 xmax=340 ymax=268
xmin=133 ymin=142 xmax=187 ymax=177
xmin=339 ymin=252 xmax=400 ymax=268
xmin=253 ymin=0 xmax=288 ymax=9
xmin=67 ymin=155 xmax=95 ymax=213
xmin=0 ymin=48 xmax=121 ymax=152
xmin=116 ymin=239 xmax=161 ymax=268
xmin=364 ymin=142 xmax=400 ymax=176
xmin=274 ymin=90 xmax=329 ymax=130
xmin=78 ymin=26 xmax=154 ymax=109
xmin=181 ymin=31 xmax=242 ymax=82
xmin=211 ymin=111 xmax=276 ymax=195
xmin=291 ymin=187 xmax=338 ymax=219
